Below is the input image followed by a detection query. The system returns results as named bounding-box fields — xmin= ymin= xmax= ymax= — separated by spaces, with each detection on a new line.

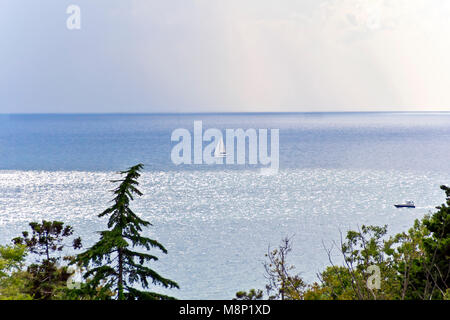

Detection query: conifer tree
xmin=12 ymin=220 xmax=82 ymax=299
xmin=76 ymin=164 xmax=179 ymax=300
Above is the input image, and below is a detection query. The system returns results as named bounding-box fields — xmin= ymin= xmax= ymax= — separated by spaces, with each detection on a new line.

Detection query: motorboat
xmin=394 ymin=200 xmax=415 ymax=208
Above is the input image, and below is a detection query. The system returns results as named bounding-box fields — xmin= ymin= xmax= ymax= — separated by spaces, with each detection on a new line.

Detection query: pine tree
xmin=76 ymin=164 xmax=179 ymax=300
xmin=12 ymin=220 xmax=82 ymax=299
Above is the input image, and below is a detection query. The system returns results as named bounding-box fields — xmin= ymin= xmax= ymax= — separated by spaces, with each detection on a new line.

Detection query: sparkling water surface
xmin=1 ymin=113 xmax=450 ymax=299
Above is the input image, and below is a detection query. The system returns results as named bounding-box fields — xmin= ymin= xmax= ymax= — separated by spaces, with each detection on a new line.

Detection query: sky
xmin=1 ymin=0 xmax=450 ymax=113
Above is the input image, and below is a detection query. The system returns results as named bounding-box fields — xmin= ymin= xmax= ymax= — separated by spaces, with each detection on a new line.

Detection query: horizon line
xmin=2 ymin=110 xmax=450 ymax=116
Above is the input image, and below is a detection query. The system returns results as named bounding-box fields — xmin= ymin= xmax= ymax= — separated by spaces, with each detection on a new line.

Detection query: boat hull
xmin=394 ymin=205 xmax=415 ymax=208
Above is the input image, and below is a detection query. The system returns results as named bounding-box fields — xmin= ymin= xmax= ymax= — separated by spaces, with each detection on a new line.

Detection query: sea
xmin=1 ymin=112 xmax=450 ymax=299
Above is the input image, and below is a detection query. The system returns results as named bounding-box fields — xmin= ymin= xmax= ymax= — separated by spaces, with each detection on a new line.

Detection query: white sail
xmin=214 ymin=137 xmax=226 ymax=158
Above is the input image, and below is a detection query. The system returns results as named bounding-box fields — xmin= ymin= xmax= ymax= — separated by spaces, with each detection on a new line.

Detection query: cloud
xmin=1 ymin=0 xmax=450 ymax=112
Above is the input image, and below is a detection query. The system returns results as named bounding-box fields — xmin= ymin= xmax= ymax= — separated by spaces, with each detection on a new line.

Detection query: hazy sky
xmin=2 ymin=0 xmax=450 ymax=113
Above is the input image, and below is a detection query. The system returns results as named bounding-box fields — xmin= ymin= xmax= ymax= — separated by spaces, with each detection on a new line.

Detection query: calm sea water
xmin=1 ymin=112 xmax=450 ymax=299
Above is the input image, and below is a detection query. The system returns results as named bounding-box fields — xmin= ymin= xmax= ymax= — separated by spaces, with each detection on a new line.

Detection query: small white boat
xmin=214 ymin=137 xmax=226 ymax=158
xmin=394 ymin=200 xmax=415 ymax=208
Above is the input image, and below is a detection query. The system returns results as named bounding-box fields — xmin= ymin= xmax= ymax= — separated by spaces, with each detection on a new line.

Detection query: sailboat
xmin=214 ymin=137 xmax=226 ymax=158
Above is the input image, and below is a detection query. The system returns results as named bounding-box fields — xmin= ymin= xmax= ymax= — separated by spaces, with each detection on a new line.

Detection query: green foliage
xmin=306 ymin=266 xmax=358 ymax=300
xmin=234 ymin=289 xmax=264 ymax=300
xmin=0 ymin=244 xmax=27 ymax=277
xmin=387 ymin=218 xmax=429 ymax=299
xmin=76 ymin=164 xmax=179 ymax=300
xmin=444 ymin=289 xmax=450 ymax=300
xmin=0 ymin=244 xmax=31 ymax=300
xmin=12 ymin=220 xmax=82 ymax=299
xmin=421 ymin=185 xmax=450 ymax=297
xmin=13 ymin=221 xmax=82 ymax=261
xmin=302 ymin=225 xmax=399 ymax=300
xmin=394 ymin=185 xmax=450 ymax=299
xmin=263 ymin=237 xmax=306 ymax=300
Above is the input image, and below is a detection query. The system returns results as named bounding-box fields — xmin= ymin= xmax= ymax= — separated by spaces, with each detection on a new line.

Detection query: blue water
xmin=1 ymin=112 xmax=450 ymax=299
xmin=2 ymin=112 xmax=450 ymax=172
